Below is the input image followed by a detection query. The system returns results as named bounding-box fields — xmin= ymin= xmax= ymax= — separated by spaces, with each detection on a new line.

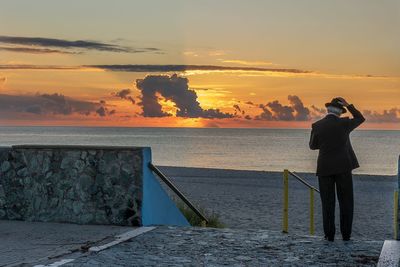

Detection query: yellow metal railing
xmin=283 ymin=170 xmax=289 ymax=233
xmin=149 ymin=163 xmax=209 ymax=226
xmin=396 ymin=155 xmax=400 ymax=240
xmin=282 ymin=169 xmax=320 ymax=235
xmin=395 ymin=190 xmax=398 ymax=239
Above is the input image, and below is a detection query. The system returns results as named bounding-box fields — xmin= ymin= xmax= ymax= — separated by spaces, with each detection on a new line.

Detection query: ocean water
xmin=0 ymin=126 xmax=399 ymax=176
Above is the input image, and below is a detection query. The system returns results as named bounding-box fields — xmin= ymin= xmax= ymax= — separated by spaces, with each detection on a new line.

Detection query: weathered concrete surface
xmin=65 ymin=227 xmax=382 ymax=267
xmin=0 ymin=220 xmax=133 ymax=266
xmin=0 ymin=145 xmax=143 ymax=226
xmin=377 ymin=240 xmax=400 ymax=267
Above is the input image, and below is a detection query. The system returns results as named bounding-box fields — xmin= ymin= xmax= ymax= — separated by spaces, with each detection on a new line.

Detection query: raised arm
xmin=337 ymin=97 xmax=366 ymax=131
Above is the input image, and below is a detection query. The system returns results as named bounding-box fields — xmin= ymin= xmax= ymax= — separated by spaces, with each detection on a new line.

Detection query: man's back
xmin=310 ymin=104 xmax=365 ymax=176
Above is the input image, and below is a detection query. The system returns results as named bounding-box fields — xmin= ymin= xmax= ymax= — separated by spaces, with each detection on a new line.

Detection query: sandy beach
xmin=159 ymin=166 xmax=397 ymax=241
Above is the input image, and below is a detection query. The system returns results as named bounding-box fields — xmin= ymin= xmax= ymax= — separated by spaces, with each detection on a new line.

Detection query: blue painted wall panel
xmin=142 ymin=148 xmax=190 ymax=226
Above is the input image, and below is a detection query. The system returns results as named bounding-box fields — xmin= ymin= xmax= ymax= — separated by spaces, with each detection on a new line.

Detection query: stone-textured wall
xmin=0 ymin=145 xmax=143 ymax=226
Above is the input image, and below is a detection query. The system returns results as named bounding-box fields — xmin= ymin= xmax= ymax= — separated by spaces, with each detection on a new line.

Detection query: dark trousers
xmin=318 ymin=172 xmax=353 ymax=239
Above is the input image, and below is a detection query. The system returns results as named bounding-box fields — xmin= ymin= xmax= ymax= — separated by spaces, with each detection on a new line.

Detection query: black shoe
xmin=342 ymin=237 xmax=351 ymax=241
xmin=324 ymin=236 xmax=334 ymax=242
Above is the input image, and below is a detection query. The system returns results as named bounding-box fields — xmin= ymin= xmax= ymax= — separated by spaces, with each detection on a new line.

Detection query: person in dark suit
xmin=309 ymin=97 xmax=365 ymax=241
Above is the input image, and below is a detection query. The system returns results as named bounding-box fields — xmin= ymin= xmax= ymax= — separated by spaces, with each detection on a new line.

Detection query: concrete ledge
xmin=378 ymin=240 xmax=400 ymax=267
xmin=12 ymin=145 xmax=144 ymax=150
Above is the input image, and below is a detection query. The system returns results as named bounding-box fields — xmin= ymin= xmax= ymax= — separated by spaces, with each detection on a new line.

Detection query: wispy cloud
xmin=0 ymin=64 xmax=309 ymax=73
xmin=0 ymin=64 xmax=396 ymax=80
xmin=208 ymin=50 xmax=226 ymax=56
xmin=0 ymin=35 xmax=162 ymax=54
xmin=219 ymin=59 xmax=274 ymax=66
xmin=0 ymin=46 xmax=80 ymax=54
xmin=183 ymin=51 xmax=200 ymax=57
xmin=87 ymin=64 xmax=311 ymax=74
xmin=0 ymin=65 xmax=82 ymax=70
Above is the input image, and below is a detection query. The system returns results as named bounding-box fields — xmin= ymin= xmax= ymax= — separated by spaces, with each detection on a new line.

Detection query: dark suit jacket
xmin=309 ymin=104 xmax=365 ymax=176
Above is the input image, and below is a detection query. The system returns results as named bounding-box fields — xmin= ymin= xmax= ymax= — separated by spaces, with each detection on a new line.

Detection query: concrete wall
xmin=141 ymin=148 xmax=189 ymax=226
xmin=0 ymin=145 xmax=188 ymax=227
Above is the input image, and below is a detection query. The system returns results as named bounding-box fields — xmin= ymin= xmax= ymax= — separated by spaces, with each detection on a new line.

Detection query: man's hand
xmin=336 ymin=97 xmax=350 ymax=107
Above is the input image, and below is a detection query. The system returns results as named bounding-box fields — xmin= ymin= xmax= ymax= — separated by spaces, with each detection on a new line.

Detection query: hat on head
xmin=325 ymin=98 xmax=347 ymax=113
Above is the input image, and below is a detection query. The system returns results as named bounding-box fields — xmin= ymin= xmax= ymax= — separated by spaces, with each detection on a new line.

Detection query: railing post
xmin=283 ymin=169 xmax=289 ymax=233
xmin=310 ymin=188 xmax=315 ymax=235
xmin=396 ymin=155 xmax=400 ymax=240
xmin=395 ymin=190 xmax=399 ymax=240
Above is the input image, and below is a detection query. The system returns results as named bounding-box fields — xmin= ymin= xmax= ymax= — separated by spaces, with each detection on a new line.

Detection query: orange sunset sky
xmin=0 ymin=0 xmax=399 ymax=129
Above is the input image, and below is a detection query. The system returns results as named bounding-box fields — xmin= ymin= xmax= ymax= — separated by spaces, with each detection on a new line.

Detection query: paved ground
xmin=0 ymin=221 xmax=384 ymax=266
xmin=160 ymin=166 xmax=397 ymax=240
xmin=1 ymin=166 xmax=395 ymax=266
xmin=66 ymin=226 xmax=382 ymax=267
xmin=0 ymin=220 xmax=132 ymax=266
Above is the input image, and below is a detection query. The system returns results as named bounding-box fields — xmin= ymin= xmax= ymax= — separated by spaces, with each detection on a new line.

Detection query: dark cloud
xmin=112 ymin=89 xmax=135 ymax=104
xmin=0 ymin=93 xmax=113 ymax=117
xmin=309 ymin=105 xmax=400 ymax=123
xmin=233 ymin=104 xmax=246 ymax=116
xmin=96 ymin=106 xmax=115 ymax=117
xmin=255 ymin=95 xmax=310 ymax=121
xmin=255 ymin=104 xmax=274 ymax=120
xmin=0 ymin=35 xmax=162 ymax=54
xmin=244 ymin=115 xmax=252 ymax=120
xmin=39 ymin=93 xmax=73 ymax=115
xmin=0 ymin=46 xmax=79 ymax=54
xmin=245 ymin=101 xmax=255 ymax=106
xmin=202 ymin=109 xmax=233 ymax=119
xmin=25 ymin=105 xmax=42 ymax=114
xmin=311 ymin=105 xmax=325 ymax=115
xmin=89 ymin=64 xmax=311 ymax=73
xmin=0 ymin=64 xmax=311 ymax=74
xmin=288 ymin=95 xmax=310 ymax=121
xmin=266 ymin=100 xmax=295 ymax=121
xmin=136 ymin=74 xmax=234 ymax=119
xmin=363 ymin=109 xmax=400 ymax=122
xmin=96 ymin=107 xmax=107 ymax=117
xmin=96 ymin=100 xmax=116 ymax=117
xmin=310 ymin=105 xmax=325 ymax=119
xmin=233 ymin=104 xmax=241 ymax=112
